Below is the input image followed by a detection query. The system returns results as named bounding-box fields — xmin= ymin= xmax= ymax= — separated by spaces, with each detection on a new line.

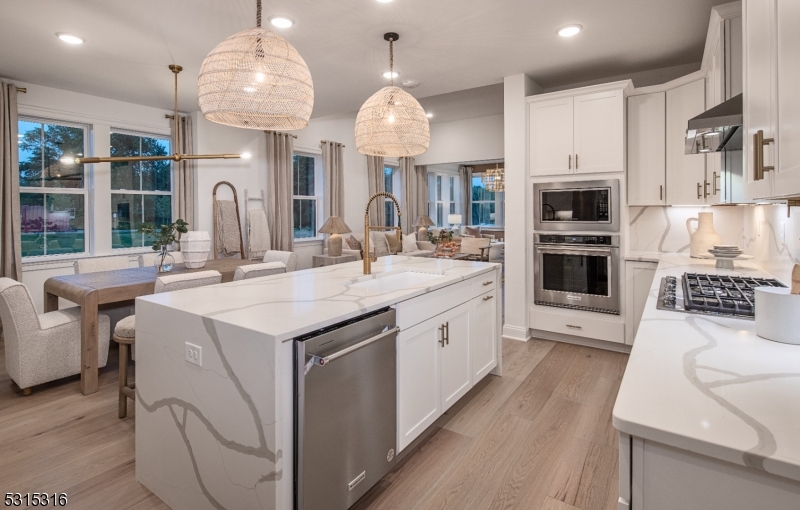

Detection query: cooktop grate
xmin=681 ymin=273 xmax=786 ymax=317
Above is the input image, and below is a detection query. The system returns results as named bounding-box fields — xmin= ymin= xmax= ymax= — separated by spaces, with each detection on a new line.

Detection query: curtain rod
xmin=320 ymin=140 xmax=346 ymax=147
xmin=16 ymin=87 xmax=26 ymax=93
xmin=264 ymin=130 xmax=298 ymax=139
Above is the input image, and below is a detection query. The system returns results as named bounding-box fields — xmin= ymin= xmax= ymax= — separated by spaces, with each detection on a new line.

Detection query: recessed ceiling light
xmin=426 ymin=112 xmax=433 ymax=118
xmin=376 ymin=0 xmax=394 ymax=3
xmin=269 ymin=16 xmax=294 ymax=28
xmin=383 ymin=71 xmax=399 ymax=79
xmin=56 ymin=32 xmax=85 ymax=44
xmin=557 ymin=24 xmax=582 ymax=37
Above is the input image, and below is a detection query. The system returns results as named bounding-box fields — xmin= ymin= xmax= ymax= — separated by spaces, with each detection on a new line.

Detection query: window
xmin=428 ymin=172 xmax=459 ymax=227
xmin=18 ymin=118 xmax=88 ymax=257
xmin=110 ymin=131 xmax=172 ymax=249
xmin=383 ymin=165 xmax=400 ymax=227
xmin=293 ymin=153 xmax=318 ymax=239
xmin=472 ymin=174 xmax=500 ymax=226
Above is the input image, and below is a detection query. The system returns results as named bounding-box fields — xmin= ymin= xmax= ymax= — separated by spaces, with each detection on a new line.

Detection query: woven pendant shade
xmin=355 ymin=86 xmax=430 ymax=157
xmin=198 ymin=27 xmax=314 ymax=130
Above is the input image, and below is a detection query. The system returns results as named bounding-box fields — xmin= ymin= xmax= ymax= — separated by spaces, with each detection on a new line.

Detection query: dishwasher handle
xmin=310 ymin=327 xmax=400 ymax=367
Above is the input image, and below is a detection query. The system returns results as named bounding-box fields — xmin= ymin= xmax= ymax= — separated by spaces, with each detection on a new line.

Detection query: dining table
xmin=43 ymin=258 xmax=260 ymax=395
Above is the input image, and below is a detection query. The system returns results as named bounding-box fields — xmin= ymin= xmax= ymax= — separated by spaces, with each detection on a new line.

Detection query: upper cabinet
xmin=743 ymin=0 xmax=800 ymax=199
xmin=666 ymin=80 xmax=708 ymax=206
xmin=627 ymin=92 xmax=666 ymax=206
xmin=529 ymin=82 xmax=630 ymax=177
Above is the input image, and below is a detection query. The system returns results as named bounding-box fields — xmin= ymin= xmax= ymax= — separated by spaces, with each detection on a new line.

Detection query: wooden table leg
xmin=80 ymin=291 xmax=100 ymax=395
xmin=44 ymin=292 xmax=59 ymax=313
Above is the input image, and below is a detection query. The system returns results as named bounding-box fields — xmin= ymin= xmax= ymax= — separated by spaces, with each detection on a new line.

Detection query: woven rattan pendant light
xmin=355 ymin=33 xmax=430 ymax=157
xmin=198 ymin=0 xmax=314 ymax=130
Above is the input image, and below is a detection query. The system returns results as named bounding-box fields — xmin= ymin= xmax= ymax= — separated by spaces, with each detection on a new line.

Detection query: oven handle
xmin=534 ymin=245 xmax=618 ymax=255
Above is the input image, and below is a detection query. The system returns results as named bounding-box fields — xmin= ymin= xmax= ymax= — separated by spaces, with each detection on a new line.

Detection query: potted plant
xmin=139 ymin=219 xmax=189 ymax=272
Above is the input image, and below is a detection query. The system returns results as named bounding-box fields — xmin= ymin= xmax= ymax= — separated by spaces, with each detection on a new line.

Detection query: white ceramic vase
xmin=686 ymin=212 xmax=723 ymax=258
xmin=179 ymin=231 xmax=211 ymax=268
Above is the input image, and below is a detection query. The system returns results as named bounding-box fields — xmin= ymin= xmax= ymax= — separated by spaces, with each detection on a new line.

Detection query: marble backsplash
xmin=628 ymin=204 xmax=800 ymax=283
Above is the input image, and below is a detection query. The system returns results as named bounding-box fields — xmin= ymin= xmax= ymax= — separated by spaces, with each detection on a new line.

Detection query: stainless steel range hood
xmin=685 ymin=93 xmax=743 ymax=154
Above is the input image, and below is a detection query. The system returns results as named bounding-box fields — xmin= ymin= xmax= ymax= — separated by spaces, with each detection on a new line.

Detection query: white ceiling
xmin=0 ymin=0 xmax=722 ymax=121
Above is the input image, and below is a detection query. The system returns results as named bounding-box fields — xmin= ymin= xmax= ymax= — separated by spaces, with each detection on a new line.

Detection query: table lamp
xmin=413 ymin=215 xmax=435 ymax=241
xmin=319 ymin=216 xmax=352 ymax=257
xmin=448 ymin=214 xmax=463 ymax=231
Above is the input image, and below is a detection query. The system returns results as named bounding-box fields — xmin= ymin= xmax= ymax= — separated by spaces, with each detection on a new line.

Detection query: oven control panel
xmin=537 ymin=235 xmax=615 ymax=246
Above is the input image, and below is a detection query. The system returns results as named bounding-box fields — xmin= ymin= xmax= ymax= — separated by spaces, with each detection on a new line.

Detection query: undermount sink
xmin=349 ymin=270 xmax=446 ymax=293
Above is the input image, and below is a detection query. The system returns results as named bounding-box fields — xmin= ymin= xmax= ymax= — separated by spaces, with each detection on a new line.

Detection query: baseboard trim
xmin=502 ymin=324 xmax=530 ymax=342
xmin=530 ymin=329 xmax=632 ymax=354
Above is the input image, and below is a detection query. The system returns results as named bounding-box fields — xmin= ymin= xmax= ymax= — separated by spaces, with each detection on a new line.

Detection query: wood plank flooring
xmin=0 ymin=338 xmax=627 ymax=510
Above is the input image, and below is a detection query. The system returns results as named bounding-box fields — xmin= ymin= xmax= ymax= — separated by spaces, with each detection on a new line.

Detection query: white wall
xmin=415 ymin=114 xmax=504 ymax=166
xmin=743 ymin=204 xmax=800 ymax=284
xmin=628 ymin=206 xmax=745 ymax=253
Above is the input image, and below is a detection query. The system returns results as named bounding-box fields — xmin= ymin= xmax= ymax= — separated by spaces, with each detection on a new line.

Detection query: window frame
xmin=383 ymin=163 xmax=401 ymax=227
xmin=427 ymin=170 xmax=460 ymax=227
xmin=470 ymin=171 xmax=505 ymax=227
xmin=18 ymin=115 xmax=91 ymax=261
xmin=292 ymin=150 xmax=323 ymax=241
xmin=109 ymin=128 xmax=174 ymax=253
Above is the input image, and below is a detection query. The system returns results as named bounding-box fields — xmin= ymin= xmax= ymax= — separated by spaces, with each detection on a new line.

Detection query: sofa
xmin=325 ymin=231 xmax=434 ymax=260
xmin=428 ymin=227 xmax=504 ymax=261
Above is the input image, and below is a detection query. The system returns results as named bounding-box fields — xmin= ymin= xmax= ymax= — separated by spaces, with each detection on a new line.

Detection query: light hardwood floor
xmin=0 ymin=338 xmax=627 ymax=510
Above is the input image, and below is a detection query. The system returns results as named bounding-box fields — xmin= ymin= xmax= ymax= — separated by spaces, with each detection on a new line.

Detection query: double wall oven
xmin=533 ymin=180 xmax=621 ymax=315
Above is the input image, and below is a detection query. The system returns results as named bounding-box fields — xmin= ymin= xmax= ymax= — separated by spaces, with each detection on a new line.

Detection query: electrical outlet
xmin=185 ymin=342 xmax=202 ymax=367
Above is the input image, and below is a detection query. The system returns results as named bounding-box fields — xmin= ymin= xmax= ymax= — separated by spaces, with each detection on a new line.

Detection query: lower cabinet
xmin=625 ymin=261 xmax=658 ymax=345
xmin=397 ymin=283 xmax=499 ymax=452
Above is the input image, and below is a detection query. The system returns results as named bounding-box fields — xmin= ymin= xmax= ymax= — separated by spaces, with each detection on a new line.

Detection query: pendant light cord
xmin=256 ymin=0 xmax=262 ymax=28
xmin=389 ymin=37 xmax=394 ymax=86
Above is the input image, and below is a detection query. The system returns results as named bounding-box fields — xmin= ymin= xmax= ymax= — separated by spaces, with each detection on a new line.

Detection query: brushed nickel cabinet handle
xmin=659 ymin=184 xmax=663 ymax=201
xmin=568 ymin=154 xmax=571 ymax=170
xmin=445 ymin=321 xmax=450 ymax=345
xmin=575 ymin=154 xmax=579 ymax=170
xmin=483 ymin=295 xmax=494 ymax=301
xmin=439 ymin=325 xmax=445 ymax=347
xmin=566 ymin=324 xmax=582 ymax=330
xmin=482 ymin=281 xmax=492 ymax=286
xmin=754 ymin=130 xmax=775 ymax=181
xmin=697 ymin=182 xmax=702 ymax=200
xmin=713 ymin=172 xmax=720 ymax=195
xmin=703 ymin=180 xmax=710 ymax=198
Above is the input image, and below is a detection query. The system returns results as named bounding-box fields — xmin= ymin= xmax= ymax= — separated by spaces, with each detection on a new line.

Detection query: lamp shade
xmin=198 ymin=27 xmax=314 ymax=130
xmin=448 ymin=214 xmax=463 ymax=225
xmin=319 ymin=216 xmax=352 ymax=235
xmin=355 ymin=86 xmax=430 ymax=157
xmin=413 ymin=215 xmax=435 ymax=227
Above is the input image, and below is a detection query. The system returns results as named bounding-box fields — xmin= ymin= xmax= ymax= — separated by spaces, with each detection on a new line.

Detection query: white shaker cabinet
xmin=627 ymin=92 xmax=666 ymax=206
xmin=470 ymin=290 xmax=498 ymax=382
xmin=624 ymin=261 xmax=658 ymax=345
xmin=529 ymin=97 xmax=574 ymax=176
xmin=666 ymin=80 xmax=707 ymax=205
xmin=439 ymin=304 xmax=471 ymax=412
xmin=529 ymin=81 xmax=630 ymax=177
xmin=774 ymin=0 xmax=800 ymax=196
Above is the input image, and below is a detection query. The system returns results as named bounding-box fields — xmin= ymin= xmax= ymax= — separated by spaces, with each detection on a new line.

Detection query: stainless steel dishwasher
xmin=294 ymin=307 xmax=398 ymax=510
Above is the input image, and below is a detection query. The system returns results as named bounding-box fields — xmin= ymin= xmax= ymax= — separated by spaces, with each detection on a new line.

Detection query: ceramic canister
xmin=180 ymin=231 xmax=212 ymax=269
xmin=755 ymin=287 xmax=800 ymax=345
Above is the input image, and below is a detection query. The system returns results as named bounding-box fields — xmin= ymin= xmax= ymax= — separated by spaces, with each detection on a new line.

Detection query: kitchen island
xmin=613 ymin=253 xmax=800 ymax=509
xmin=133 ymin=255 xmax=502 ymax=510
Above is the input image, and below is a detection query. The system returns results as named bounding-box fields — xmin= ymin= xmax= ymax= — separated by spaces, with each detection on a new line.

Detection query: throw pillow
xmin=402 ymin=233 xmax=418 ymax=253
xmin=372 ymin=232 xmax=391 ymax=256
xmin=465 ymin=226 xmax=482 ymax=237
xmin=385 ymin=233 xmax=402 ymax=254
xmin=345 ymin=235 xmax=362 ymax=251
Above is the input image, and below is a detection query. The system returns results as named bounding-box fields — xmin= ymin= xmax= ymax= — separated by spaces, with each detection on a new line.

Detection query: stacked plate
xmin=708 ymin=245 xmax=744 ymax=258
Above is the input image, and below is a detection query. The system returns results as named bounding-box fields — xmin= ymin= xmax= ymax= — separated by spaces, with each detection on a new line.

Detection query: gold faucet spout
xmin=363 ymin=192 xmax=402 ymax=275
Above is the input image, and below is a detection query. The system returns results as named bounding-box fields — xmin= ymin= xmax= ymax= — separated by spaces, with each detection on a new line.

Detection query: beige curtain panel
xmin=366 ymin=155 xmax=385 ymax=227
xmin=1 ymin=83 xmax=21 ymax=282
xmin=174 ymin=115 xmax=195 ymax=234
xmin=266 ymin=131 xmax=294 ymax=252
xmin=459 ymin=165 xmax=473 ymax=227
xmin=321 ymin=141 xmax=345 ymax=219
xmin=400 ymin=157 xmax=425 ymax=235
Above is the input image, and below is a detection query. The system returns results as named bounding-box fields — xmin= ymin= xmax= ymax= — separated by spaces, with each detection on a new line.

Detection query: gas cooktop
xmin=656 ymin=272 xmax=787 ymax=319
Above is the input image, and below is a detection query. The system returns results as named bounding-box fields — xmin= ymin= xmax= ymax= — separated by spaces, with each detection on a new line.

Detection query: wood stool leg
xmin=22 ymin=387 xmax=32 ymax=396
xmin=119 ymin=343 xmax=129 ymax=419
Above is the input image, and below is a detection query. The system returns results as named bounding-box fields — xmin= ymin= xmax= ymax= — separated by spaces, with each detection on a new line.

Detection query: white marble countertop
xmin=613 ymin=253 xmax=800 ymax=482
xmin=138 ymin=255 xmax=497 ymax=343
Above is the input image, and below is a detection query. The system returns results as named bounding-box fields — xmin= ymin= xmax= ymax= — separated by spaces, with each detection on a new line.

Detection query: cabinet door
xmin=397 ymin=317 xmax=441 ymax=452
xmin=529 ymin=98 xmax=574 ymax=176
xmin=627 ymin=92 xmax=666 ymax=206
xmin=574 ymin=90 xmax=625 ymax=174
xmin=625 ymin=261 xmax=657 ymax=345
xmin=707 ymin=34 xmax=726 ymax=204
xmin=439 ymin=303 xmax=471 ymax=412
xmin=470 ymin=292 xmax=498 ymax=382
xmin=743 ymin=0 xmax=777 ymax=200
xmin=775 ymin=0 xmax=800 ymax=196
xmin=666 ymin=80 xmax=707 ymax=205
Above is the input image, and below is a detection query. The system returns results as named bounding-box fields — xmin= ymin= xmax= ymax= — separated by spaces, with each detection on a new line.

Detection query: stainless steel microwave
xmin=533 ymin=179 xmax=620 ymax=232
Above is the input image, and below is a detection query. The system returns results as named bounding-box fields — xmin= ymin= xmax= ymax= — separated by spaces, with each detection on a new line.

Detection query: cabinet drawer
xmin=531 ymin=307 xmax=625 ymax=344
xmin=395 ymin=279 xmax=472 ymax=331
xmin=470 ymin=272 xmax=497 ymax=299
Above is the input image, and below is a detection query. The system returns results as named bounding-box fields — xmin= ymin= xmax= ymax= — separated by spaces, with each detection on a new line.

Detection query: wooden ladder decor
xmin=212 ymin=181 xmax=245 ymax=259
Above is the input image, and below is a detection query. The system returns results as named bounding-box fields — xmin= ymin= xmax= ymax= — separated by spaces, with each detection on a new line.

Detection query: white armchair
xmin=0 ymin=278 xmax=111 ymax=395
xmin=263 ymin=250 xmax=298 ymax=272
xmin=234 ymin=262 xmax=287 ymax=280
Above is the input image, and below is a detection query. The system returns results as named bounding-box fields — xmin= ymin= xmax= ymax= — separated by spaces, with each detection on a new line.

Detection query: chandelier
xmin=75 ymin=65 xmax=245 ymax=165
xmin=482 ymin=163 xmax=505 ymax=192
xmin=197 ymin=0 xmax=314 ymax=130
xmin=355 ymin=33 xmax=430 ymax=157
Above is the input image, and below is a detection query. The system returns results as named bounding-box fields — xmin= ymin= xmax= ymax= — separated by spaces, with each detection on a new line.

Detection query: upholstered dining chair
xmin=73 ymin=255 xmax=135 ymax=340
xmin=0 ymin=278 xmax=111 ymax=396
xmin=138 ymin=251 xmax=184 ymax=268
xmin=114 ymin=270 xmax=223 ymax=418
xmin=233 ymin=261 xmax=287 ymax=281
xmin=460 ymin=237 xmax=492 ymax=261
xmin=262 ymin=250 xmax=298 ymax=272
